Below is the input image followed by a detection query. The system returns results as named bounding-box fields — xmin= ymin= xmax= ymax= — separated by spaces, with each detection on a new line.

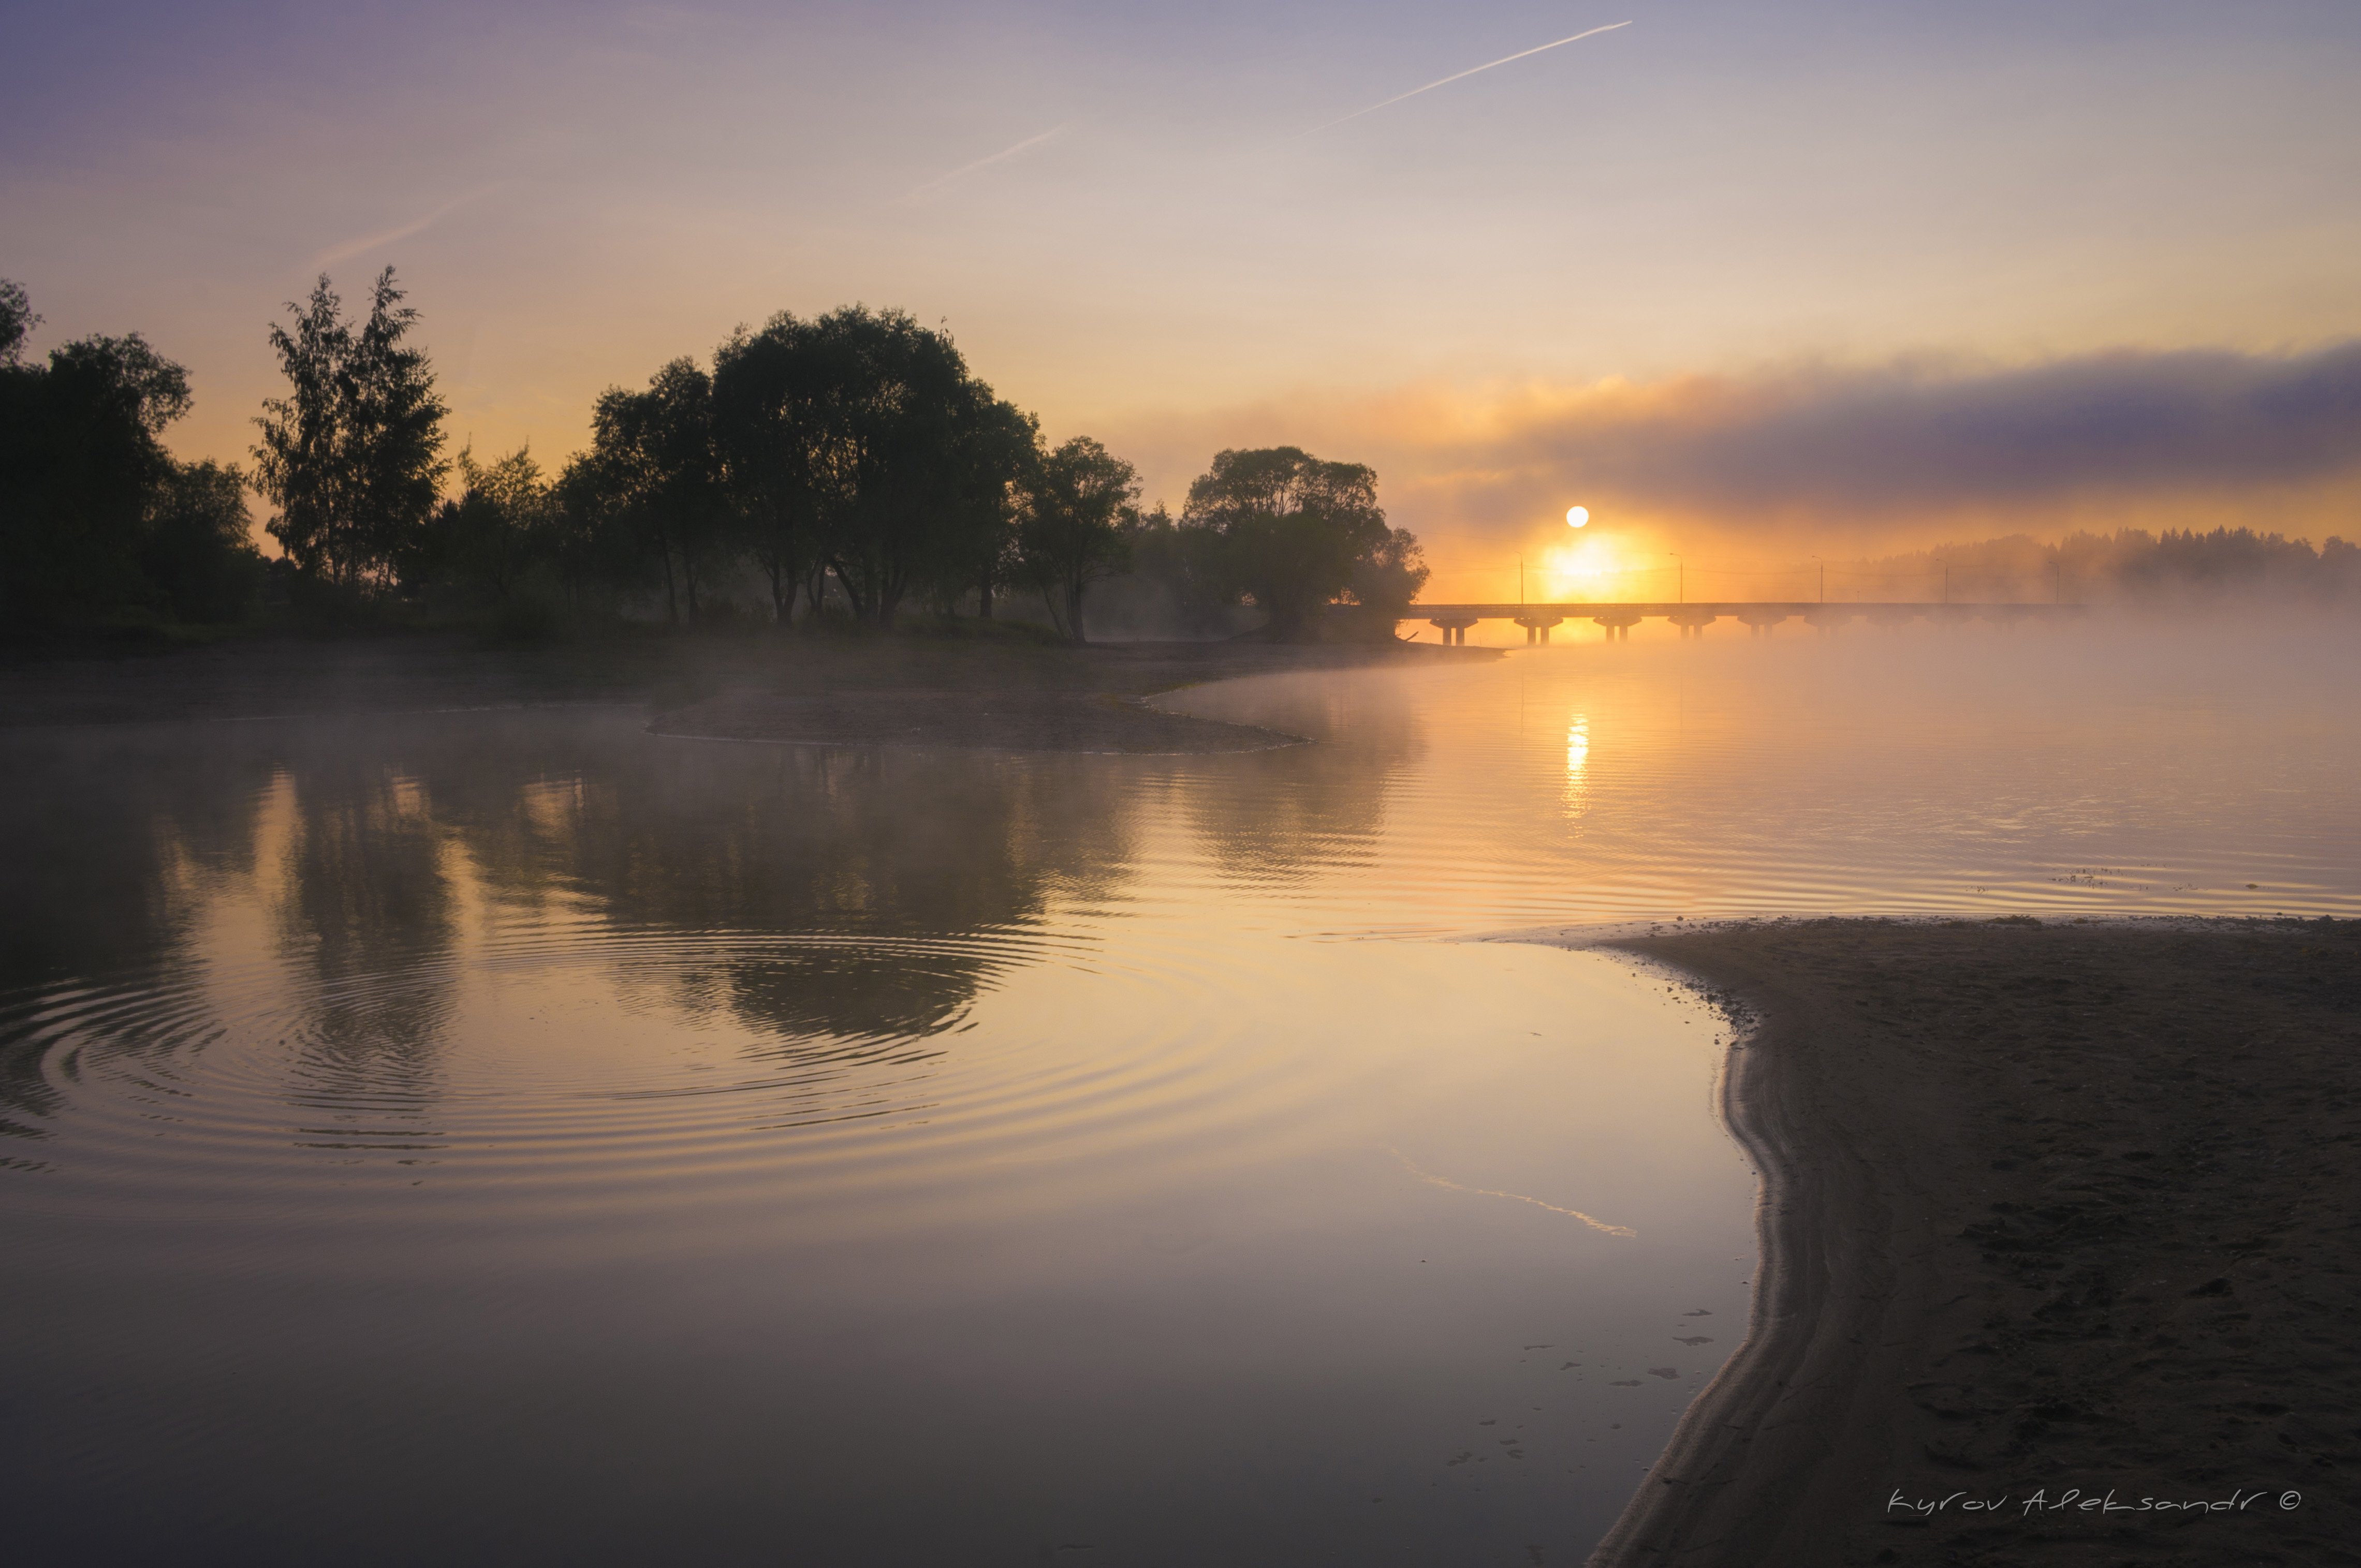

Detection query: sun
xmin=1566 ymin=506 xmax=1589 ymax=528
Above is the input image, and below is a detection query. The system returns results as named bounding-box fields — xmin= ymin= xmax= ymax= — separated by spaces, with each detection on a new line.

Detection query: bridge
xmin=1387 ymin=601 xmax=2087 ymax=644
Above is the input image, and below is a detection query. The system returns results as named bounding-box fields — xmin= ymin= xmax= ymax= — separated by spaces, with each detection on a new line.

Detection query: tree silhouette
xmin=1345 ymin=527 xmax=1430 ymax=622
xmin=712 ymin=316 xmax=829 ymax=623
xmin=797 ymin=307 xmax=1015 ymax=628
xmin=1019 ymin=436 xmax=1138 ymax=642
xmin=1181 ymin=446 xmax=1393 ymax=640
xmin=415 ymin=445 xmax=554 ymax=605
xmin=142 ymin=461 xmax=264 ymax=623
xmin=584 ymin=359 xmax=722 ymax=623
xmin=252 ymin=269 xmax=448 ymax=595
xmin=929 ymin=393 xmax=1037 ymax=619
xmin=0 ymin=285 xmax=255 ymax=624
xmin=0 ymin=279 xmax=37 ymax=367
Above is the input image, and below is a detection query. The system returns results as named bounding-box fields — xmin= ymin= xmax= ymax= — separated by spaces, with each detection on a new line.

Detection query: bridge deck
xmin=1372 ymin=601 xmax=2082 ymax=643
xmin=1392 ymin=602 xmax=2078 ymax=618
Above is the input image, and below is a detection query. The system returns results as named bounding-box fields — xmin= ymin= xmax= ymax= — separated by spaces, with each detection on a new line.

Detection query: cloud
xmin=1514 ymin=345 xmax=2361 ymax=517
xmin=1101 ymin=344 xmax=2361 ymax=548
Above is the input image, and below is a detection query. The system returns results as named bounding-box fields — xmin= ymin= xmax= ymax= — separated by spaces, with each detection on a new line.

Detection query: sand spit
xmin=1528 ymin=918 xmax=2357 ymax=1568
xmin=650 ymin=688 xmax=1301 ymax=754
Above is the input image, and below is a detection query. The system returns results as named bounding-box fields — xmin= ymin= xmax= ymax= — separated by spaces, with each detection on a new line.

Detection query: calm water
xmin=3 ymin=622 xmax=2355 ymax=1565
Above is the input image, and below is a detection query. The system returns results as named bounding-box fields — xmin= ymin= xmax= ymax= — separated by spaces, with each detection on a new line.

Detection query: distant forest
xmin=0 ymin=270 xmax=1427 ymax=644
xmin=1826 ymin=529 xmax=2361 ymax=607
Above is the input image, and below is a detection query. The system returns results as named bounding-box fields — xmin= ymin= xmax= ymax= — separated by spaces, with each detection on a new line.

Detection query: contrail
xmin=1310 ymin=21 xmax=1632 ymax=135
xmin=899 ymin=124 xmax=1073 ymax=204
xmin=313 ymin=184 xmax=502 ymax=268
xmin=1387 ymin=1147 xmax=1637 ymax=1237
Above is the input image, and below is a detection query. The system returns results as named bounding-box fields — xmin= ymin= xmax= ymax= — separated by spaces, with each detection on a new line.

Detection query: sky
xmin=7 ymin=0 xmax=2360 ymax=587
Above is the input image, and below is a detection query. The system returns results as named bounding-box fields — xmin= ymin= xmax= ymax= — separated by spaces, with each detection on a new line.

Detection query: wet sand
xmin=1556 ymin=918 xmax=2359 ymax=1567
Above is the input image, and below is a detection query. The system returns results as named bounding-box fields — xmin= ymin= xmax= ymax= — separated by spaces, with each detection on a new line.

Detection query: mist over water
xmin=2 ymin=620 xmax=2353 ymax=1565
xmin=1166 ymin=617 xmax=2361 ymax=925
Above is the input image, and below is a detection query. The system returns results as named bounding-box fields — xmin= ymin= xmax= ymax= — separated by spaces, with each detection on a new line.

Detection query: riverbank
xmin=1535 ymin=918 xmax=2358 ymax=1567
xmin=0 ymin=629 xmax=1497 ymax=746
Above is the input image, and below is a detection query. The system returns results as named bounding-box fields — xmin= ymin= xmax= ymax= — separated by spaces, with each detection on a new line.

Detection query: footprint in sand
xmin=1647 ymin=1367 xmax=1680 ymax=1379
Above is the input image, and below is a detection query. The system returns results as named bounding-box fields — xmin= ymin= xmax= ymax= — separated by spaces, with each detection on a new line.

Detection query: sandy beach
xmin=1562 ymin=918 xmax=2359 ymax=1567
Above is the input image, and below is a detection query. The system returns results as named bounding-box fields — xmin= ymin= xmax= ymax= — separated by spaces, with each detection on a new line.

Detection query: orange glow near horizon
xmin=1417 ymin=525 xmax=1676 ymax=605
xmin=1537 ymin=533 xmax=1646 ymax=600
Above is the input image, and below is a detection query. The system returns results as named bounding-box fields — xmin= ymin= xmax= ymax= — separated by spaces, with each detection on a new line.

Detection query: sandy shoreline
xmin=1524 ymin=918 xmax=2358 ymax=1567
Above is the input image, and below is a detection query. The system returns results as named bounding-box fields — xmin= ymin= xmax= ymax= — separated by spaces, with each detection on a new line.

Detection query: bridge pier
xmin=1668 ymin=611 xmax=1720 ymax=640
xmin=1593 ymin=613 xmax=1641 ymax=643
xmin=1514 ymin=615 xmax=1564 ymax=646
xmin=1429 ymin=617 xmax=1478 ymax=645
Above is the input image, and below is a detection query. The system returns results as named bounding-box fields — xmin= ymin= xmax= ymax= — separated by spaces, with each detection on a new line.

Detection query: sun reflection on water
xmin=1564 ymin=715 xmax=1591 ymax=821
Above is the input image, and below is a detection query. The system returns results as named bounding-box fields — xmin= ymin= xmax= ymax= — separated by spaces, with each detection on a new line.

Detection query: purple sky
xmin=7 ymin=1 xmax=2359 ymax=573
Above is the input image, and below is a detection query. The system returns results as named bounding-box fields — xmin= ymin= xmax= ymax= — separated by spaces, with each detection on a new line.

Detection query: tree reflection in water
xmin=1175 ymin=674 xmax=1425 ymax=884
xmin=0 ymin=708 xmax=1163 ymax=1127
xmin=0 ymin=726 xmax=277 ymax=1133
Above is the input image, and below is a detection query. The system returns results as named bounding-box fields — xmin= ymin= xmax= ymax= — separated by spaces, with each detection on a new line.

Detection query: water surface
xmin=4 ymin=622 xmax=2353 ymax=1565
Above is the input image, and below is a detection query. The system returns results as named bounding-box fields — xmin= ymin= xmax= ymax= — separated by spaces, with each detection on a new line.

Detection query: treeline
xmin=1843 ymin=529 xmax=2361 ymax=605
xmin=0 ymin=279 xmax=265 ymax=628
xmin=1 ymin=270 xmax=1426 ymax=643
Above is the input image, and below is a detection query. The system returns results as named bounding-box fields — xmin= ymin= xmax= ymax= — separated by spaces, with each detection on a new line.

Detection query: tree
xmin=712 ymin=316 xmax=828 ymax=623
xmin=547 ymin=451 xmax=645 ymax=611
xmin=417 ymin=445 xmax=552 ymax=604
xmin=802 ymin=306 xmax=997 ymax=629
xmin=251 ymin=278 xmax=346 ymax=582
xmin=1180 ymin=446 xmax=1394 ymax=640
xmin=584 ymin=359 xmax=721 ymax=623
xmin=345 ymin=269 xmax=449 ymax=588
xmin=0 ymin=278 xmax=37 ymax=367
xmin=1345 ymin=526 xmax=1431 ymax=619
xmin=1114 ymin=502 xmax=1232 ymax=634
xmin=1018 ymin=436 xmax=1138 ymax=642
xmin=0 ymin=314 xmax=195 ymax=618
xmin=142 ymin=461 xmax=265 ymax=623
xmin=252 ymin=268 xmax=448 ymax=594
xmin=934 ymin=395 xmax=1037 ymax=619
xmin=0 ymin=280 xmax=261 ymax=627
